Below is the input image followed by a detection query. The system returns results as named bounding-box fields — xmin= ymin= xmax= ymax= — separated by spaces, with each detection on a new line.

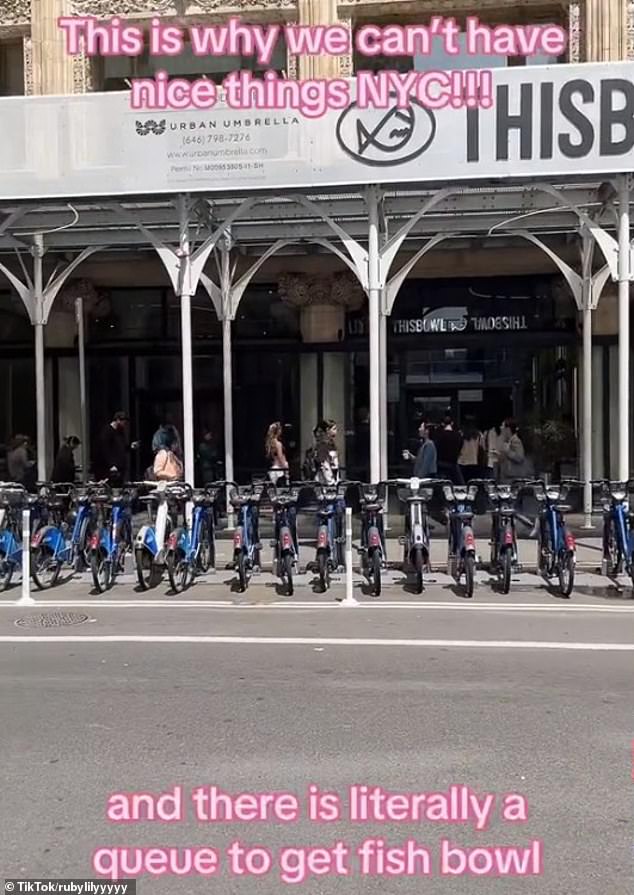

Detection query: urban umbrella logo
xmin=335 ymin=95 xmax=436 ymax=167
xmin=135 ymin=119 xmax=166 ymax=136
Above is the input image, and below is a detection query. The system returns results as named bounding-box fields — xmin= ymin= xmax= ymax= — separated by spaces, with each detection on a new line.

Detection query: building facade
xmin=0 ymin=0 xmax=632 ymax=481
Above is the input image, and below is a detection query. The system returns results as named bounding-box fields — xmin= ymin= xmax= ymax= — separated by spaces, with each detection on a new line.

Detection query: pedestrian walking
xmin=52 ymin=435 xmax=80 ymax=484
xmin=93 ymin=411 xmax=138 ymax=486
xmin=458 ymin=419 xmax=481 ymax=482
xmin=433 ymin=416 xmax=464 ymax=484
xmin=403 ymin=420 xmax=437 ymax=478
xmin=265 ymin=421 xmax=290 ymax=485
xmin=197 ymin=428 xmax=219 ymax=485
xmin=499 ymin=420 xmax=529 ymax=483
xmin=7 ymin=434 xmax=36 ymax=489
xmin=481 ymin=423 xmax=504 ymax=481
xmin=314 ymin=419 xmax=340 ymax=485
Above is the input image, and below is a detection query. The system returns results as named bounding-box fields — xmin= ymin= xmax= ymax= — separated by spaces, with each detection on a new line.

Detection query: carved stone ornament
xmin=278 ymin=271 xmax=365 ymax=310
xmin=0 ymin=0 xmax=30 ymax=25
xmin=72 ymin=0 xmax=296 ymax=15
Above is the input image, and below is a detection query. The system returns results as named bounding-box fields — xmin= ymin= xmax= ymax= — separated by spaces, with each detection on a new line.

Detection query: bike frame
xmin=535 ymin=484 xmax=576 ymax=575
xmin=596 ymin=481 xmax=634 ymax=575
xmin=173 ymin=500 xmax=212 ymax=565
xmin=315 ymin=484 xmax=345 ymax=569
xmin=135 ymin=481 xmax=170 ymax=562
xmin=31 ymin=490 xmax=92 ymax=566
xmin=490 ymin=488 xmax=518 ymax=565
xmin=234 ymin=500 xmax=259 ymax=564
xmin=92 ymin=498 xmax=132 ymax=562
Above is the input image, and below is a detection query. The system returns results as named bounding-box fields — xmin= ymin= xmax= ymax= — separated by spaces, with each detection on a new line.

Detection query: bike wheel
xmin=371 ymin=550 xmax=382 ymax=597
xmin=317 ymin=550 xmax=329 ymax=593
xmin=0 ymin=551 xmax=13 ymax=591
xmin=135 ymin=548 xmax=162 ymax=590
xmin=604 ymin=519 xmax=620 ymax=576
xmin=198 ymin=519 xmax=214 ymax=574
xmin=74 ymin=515 xmax=91 ymax=573
xmin=167 ymin=548 xmax=193 ymax=594
xmin=464 ymin=553 xmax=475 ymax=599
xmin=284 ymin=553 xmax=294 ymax=596
xmin=500 ymin=549 xmax=512 ymax=594
xmin=237 ymin=551 xmax=248 ymax=592
xmin=558 ymin=551 xmax=575 ymax=598
xmin=31 ymin=546 xmax=62 ymax=590
xmin=413 ymin=547 xmax=424 ymax=594
xmin=91 ymin=549 xmax=112 ymax=594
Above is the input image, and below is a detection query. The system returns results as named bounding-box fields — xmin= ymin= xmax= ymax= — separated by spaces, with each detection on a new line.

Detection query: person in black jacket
xmin=93 ymin=411 xmax=138 ymax=485
xmin=52 ymin=436 xmax=80 ymax=483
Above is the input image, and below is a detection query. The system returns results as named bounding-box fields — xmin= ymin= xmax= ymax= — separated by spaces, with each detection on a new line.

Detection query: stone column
xmin=31 ymin=0 xmax=75 ymax=94
xmin=583 ymin=0 xmax=628 ymax=61
xmin=279 ymin=272 xmax=365 ymax=467
xmin=297 ymin=0 xmax=352 ymax=78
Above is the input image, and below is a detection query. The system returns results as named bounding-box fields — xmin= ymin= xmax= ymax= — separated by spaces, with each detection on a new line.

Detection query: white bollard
xmin=17 ymin=507 xmax=35 ymax=606
xmin=339 ymin=506 xmax=359 ymax=607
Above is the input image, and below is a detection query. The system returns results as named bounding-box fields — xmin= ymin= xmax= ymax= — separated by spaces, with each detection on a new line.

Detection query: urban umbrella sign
xmin=0 ymin=62 xmax=632 ymax=198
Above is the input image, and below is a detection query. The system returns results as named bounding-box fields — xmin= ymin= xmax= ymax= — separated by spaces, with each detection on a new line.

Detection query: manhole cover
xmin=15 ymin=611 xmax=90 ymax=628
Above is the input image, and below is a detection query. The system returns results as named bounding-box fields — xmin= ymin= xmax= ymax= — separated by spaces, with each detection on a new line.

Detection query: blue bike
xmin=0 ymin=484 xmax=36 ymax=590
xmin=530 ymin=479 xmax=581 ymax=597
xmin=134 ymin=480 xmax=179 ymax=591
xmin=593 ymin=479 xmax=634 ymax=588
xmin=269 ymin=481 xmax=303 ymax=596
xmin=30 ymin=483 xmax=97 ymax=590
xmin=313 ymin=481 xmax=346 ymax=592
xmin=89 ymin=485 xmax=136 ymax=593
xmin=440 ymin=480 xmax=483 ymax=599
xmin=165 ymin=483 xmax=222 ymax=593
xmin=230 ymin=482 xmax=265 ymax=593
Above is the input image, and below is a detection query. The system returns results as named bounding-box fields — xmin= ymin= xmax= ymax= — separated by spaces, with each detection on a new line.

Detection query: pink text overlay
xmin=92 ymin=783 xmax=543 ymax=881
xmin=56 ymin=16 xmax=568 ymax=113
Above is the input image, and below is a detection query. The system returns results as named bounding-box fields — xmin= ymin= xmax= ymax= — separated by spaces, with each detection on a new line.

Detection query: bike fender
xmin=279 ymin=526 xmax=293 ymax=552
xmin=0 ymin=530 xmax=15 ymax=553
xmin=233 ymin=527 xmax=244 ymax=551
xmin=463 ymin=527 xmax=476 ymax=551
xmin=317 ymin=525 xmax=329 ymax=550
xmin=135 ymin=525 xmax=157 ymax=556
xmin=368 ymin=526 xmax=382 ymax=549
xmin=411 ymin=525 xmax=425 ymax=546
xmin=503 ymin=526 xmax=514 ymax=546
xmin=31 ymin=525 xmax=61 ymax=551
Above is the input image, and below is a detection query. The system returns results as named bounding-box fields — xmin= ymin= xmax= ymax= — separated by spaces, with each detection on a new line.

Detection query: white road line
xmin=0 ymin=635 xmax=633 ymax=650
xmin=2 ymin=600 xmax=634 ymax=613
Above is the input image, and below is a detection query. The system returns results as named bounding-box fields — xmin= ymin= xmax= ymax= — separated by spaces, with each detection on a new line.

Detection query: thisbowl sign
xmin=0 ymin=62 xmax=631 ymax=198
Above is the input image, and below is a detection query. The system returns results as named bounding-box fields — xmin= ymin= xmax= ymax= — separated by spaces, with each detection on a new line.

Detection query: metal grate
xmin=15 ymin=612 xmax=90 ymax=628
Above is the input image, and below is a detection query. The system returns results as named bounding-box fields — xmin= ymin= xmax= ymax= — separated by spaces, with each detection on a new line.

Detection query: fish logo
xmin=336 ymin=96 xmax=436 ymax=167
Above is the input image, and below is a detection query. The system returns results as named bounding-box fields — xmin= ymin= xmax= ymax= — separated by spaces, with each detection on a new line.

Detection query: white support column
xmin=379 ymin=304 xmax=388 ymax=480
xmin=32 ymin=234 xmax=46 ymax=483
xmin=177 ymin=196 xmax=195 ymax=488
xmin=75 ymin=296 xmax=88 ymax=483
xmin=222 ymin=316 xmax=234 ymax=495
xmin=581 ymin=292 xmax=593 ymax=527
xmin=617 ymin=175 xmax=631 ymax=483
xmin=367 ymin=189 xmax=381 ymax=484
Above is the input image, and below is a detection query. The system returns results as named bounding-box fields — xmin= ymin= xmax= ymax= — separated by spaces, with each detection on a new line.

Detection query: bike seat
xmin=553 ymin=504 xmax=572 ymax=513
xmin=361 ymin=502 xmax=383 ymax=512
xmin=451 ymin=511 xmax=474 ymax=521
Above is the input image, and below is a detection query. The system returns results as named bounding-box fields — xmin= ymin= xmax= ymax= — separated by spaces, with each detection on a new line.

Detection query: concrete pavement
xmin=0 ymin=611 xmax=632 ymax=893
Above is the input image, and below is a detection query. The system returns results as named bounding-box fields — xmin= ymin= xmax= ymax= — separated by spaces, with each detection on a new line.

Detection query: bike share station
xmin=1 ymin=60 xmax=634 ymax=604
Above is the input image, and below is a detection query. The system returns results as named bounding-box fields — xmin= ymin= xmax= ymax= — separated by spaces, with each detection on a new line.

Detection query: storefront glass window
xmin=0 ymin=290 xmax=31 ymax=342
xmin=90 ymin=289 xmax=164 ymax=341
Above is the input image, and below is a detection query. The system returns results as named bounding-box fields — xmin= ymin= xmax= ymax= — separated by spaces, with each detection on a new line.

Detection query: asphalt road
xmin=0 ymin=596 xmax=632 ymax=894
